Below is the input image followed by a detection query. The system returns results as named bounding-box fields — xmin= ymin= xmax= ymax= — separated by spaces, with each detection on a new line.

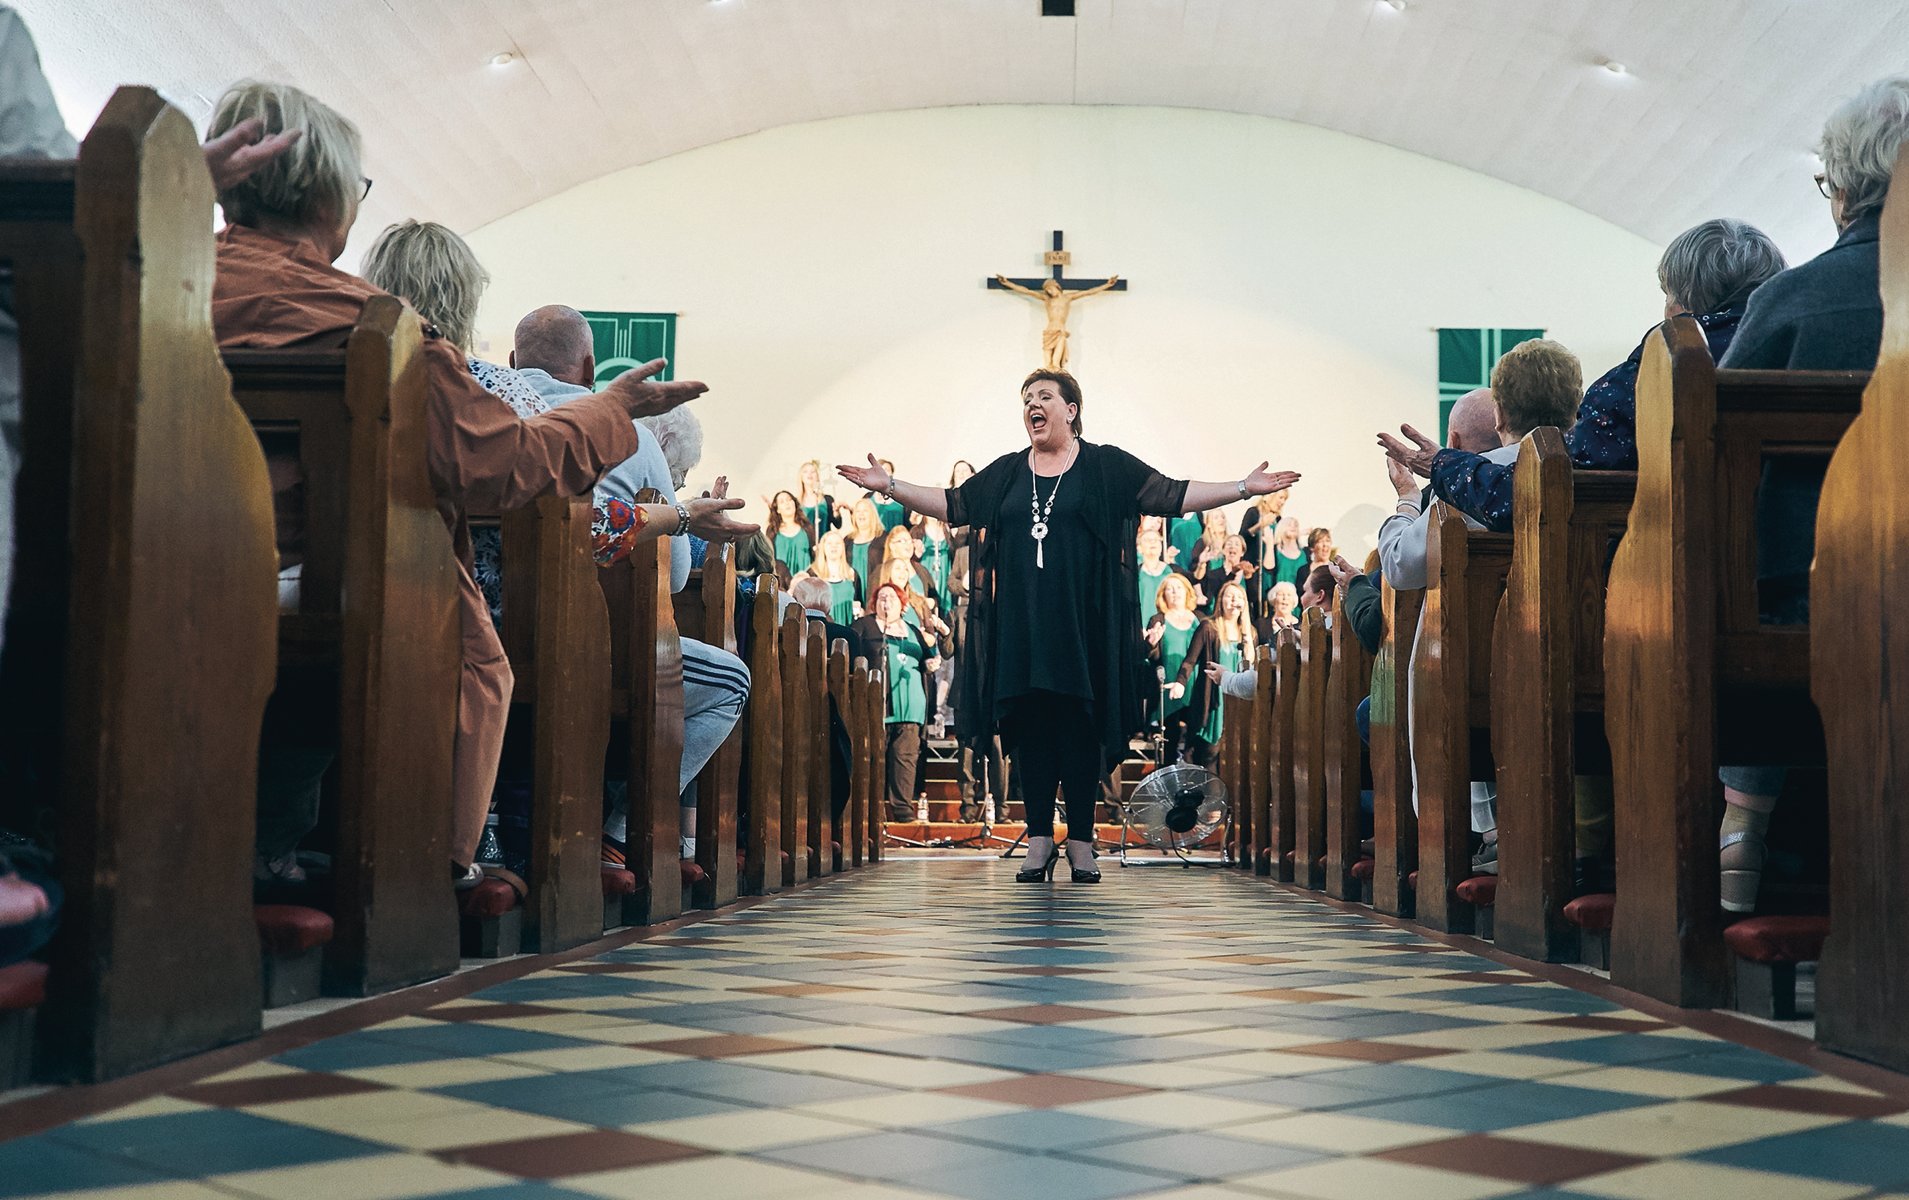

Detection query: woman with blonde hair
xmin=846 ymin=496 xmax=886 ymax=597
xmin=796 ymin=459 xmax=844 ymax=546
xmin=809 ymin=531 xmax=860 ymax=624
xmin=1190 ymin=510 xmax=1230 ymax=583
xmin=1144 ymin=573 xmax=1207 ymax=765
xmin=1187 ymin=581 xmax=1255 ymax=759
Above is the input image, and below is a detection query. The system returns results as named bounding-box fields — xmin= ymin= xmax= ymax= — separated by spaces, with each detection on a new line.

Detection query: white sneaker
xmin=680 ymin=836 xmax=696 ymax=859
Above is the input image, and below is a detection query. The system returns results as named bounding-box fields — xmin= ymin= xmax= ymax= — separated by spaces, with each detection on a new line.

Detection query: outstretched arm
xmin=1080 ymin=274 xmax=1121 ymax=297
xmin=994 ymin=275 xmax=1040 ymax=298
xmin=1181 ymin=462 xmax=1302 ymax=512
xmin=836 ymin=455 xmax=950 ymax=522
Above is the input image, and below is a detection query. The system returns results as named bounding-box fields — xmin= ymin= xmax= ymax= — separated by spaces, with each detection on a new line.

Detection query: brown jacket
xmin=210 ymin=223 xmax=638 ymax=573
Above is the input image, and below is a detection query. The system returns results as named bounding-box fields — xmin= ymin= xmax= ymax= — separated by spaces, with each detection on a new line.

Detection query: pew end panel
xmin=742 ymin=580 xmax=784 ymax=895
xmin=1370 ymin=584 xmax=1422 ymax=916
xmin=806 ymin=622 xmax=831 ymax=878
xmin=1269 ymin=633 xmax=1300 ymax=882
xmin=848 ymin=656 xmax=870 ymax=869
xmin=1325 ymin=591 xmax=1375 ymax=900
xmin=780 ymin=614 xmax=812 ymax=888
xmin=498 ymin=494 xmax=610 ymax=953
xmin=1814 ymin=146 xmax=1909 ymax=1073
xmin=1415 ymin=505 xmax=1510 ymax=934
xmin=826 ymin=640 xmax=853 ymax=874
xmin=1291 ymin=609 xmax=1331 ymax=891
xmin=1 ymin=89 xmax=282 ymax=1079
xmin=690 ymin=550 xmax=743 ymax=909
xmin=1251 ymin=646 xmax=1275 ymax=876
xmin=604 ymin=498 xmax=685 ymax=926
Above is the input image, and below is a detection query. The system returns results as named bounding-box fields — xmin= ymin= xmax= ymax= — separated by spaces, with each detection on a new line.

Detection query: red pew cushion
xmin=1350 ymin=857 xmax=1375 ymax=881
xmin=1283 ymin=850 xmax=1296 ymax=868
xmin=458 ymin=878 xmax=519 ymax=919
xmin=1407 ymin=870 xmax=1418 ymax=890
xmin=254 ymin=905 xmax=334 ymax=956
xmin=1724 ymin=915 xmax=1830 ymax=965
xmin=831 ymin=841 xmax=842 ymax=856
xmin=1563 ymin=892 xmax=1616 ymax=933
xmin=1257 ymin=848 xmax=1272 ymax=868
xmin=601 ymin=867 xmax=637 ymax=897
xmin=0 ymin=961 xmax=48 ymax=1011
xmin=680 ymin=860 xmax=707 ymax=887
xmin=1455 ymin=876 xmax=1497 ymax=907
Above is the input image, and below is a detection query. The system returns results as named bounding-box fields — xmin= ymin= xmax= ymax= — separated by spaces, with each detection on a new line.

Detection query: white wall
xmin=467 ymin=105 xmax=1666 ymax=560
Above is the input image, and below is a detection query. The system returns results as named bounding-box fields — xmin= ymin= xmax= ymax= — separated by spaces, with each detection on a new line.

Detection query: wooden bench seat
xmin=674 ymin=551 xmax=742 ymax=909
xmin=1605 ymin=317 xmax=1863 ymax=1008
xmin=1414 ymin=506 xmax=1512 ymax=934
xmin=1290 ymin=610 xmax=1332 ymax=890
xmin=0 ymin=88 xmax=279 ymax=1081
xmin=1369 ymin=583 xmax=1422 ymax=916
xmin=1325 ymin=590 xmax=1375 ymax=901
xmin=742 ymin=580 xmax=785 ymax=895
xmin=1491 ymin=429 xmax=1635 ymax=964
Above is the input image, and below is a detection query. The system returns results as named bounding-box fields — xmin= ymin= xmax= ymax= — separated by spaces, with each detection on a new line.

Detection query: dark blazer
xmin=1341 ymin=565 xmax=1385 ymax=656
xmin=1722 ymin=212 xmax=1883 ymax=587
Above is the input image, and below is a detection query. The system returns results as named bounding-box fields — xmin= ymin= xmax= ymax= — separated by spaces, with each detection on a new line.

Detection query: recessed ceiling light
xmin=487 ymin=51 xmax=516 ymax=67
xmin=1377 ymin=0 xmax=1406 ymax=10
xmin=1599 ymin=58 xmax=1628 ymax=76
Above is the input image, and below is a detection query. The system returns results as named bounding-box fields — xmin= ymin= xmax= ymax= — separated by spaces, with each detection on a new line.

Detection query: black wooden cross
xmin=986 ymin=230 xmax=1129 ymax=293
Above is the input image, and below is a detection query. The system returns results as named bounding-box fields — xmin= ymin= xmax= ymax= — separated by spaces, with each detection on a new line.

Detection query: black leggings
xmin=1003 ymin=693 xmax=1102 ymax=841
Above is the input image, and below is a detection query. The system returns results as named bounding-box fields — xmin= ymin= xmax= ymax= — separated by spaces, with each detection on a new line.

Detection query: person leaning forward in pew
xmin=204 ymin=80 xmax=753 ymax=890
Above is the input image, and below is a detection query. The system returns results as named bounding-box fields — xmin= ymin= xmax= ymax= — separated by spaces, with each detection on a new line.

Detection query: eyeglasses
xmin=1814 ymin=172 xmax=1832 ymax=199
xmin=360 ymin=176 xmax=374 ymax=200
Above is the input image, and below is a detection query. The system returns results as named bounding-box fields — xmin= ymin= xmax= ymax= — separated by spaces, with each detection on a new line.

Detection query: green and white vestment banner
xmin=1437 ymin=327 xmax=1544 ymax=441
xmin=582 ymin=311 xmax=677 ymax=390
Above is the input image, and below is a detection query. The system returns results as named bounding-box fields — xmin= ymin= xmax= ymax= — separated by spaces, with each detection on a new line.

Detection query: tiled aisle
xmin=10 ymin=862 xmax=1909 ymax=1200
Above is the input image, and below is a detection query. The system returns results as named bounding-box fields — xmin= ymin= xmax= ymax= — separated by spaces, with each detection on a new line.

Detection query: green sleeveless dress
xmin=773 ymin=530 xmax=812 ymax=576
xmin=1199 ymin=637 xmax=1245 ymax=744
xmin=827 ymin=578 xmax=856 ymax=626
xmin=1159 ymin=619 xmax=1196 ymax=718
xmin=1137 ymin=563 xmax=1173 ymax=628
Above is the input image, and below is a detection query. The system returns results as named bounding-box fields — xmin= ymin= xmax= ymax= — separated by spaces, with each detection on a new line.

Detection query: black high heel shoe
xmin=1015 ymin=840 xmax=1058 ymax=883
xmin=1066 ymin=840 xmax=1101 ymax=884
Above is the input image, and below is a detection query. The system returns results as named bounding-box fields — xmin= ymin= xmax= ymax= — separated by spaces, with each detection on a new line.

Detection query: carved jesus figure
xmin=995 ymin=274 xmax=1121 ymax=371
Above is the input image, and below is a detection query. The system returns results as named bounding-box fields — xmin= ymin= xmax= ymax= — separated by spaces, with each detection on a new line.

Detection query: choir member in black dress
xmin=839 ymin=369 xmax=1298 ymax=883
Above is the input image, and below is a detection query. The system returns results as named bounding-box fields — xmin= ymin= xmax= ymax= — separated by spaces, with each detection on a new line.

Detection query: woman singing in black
xmin=839 ymin=370 xmax=1298 ymax=883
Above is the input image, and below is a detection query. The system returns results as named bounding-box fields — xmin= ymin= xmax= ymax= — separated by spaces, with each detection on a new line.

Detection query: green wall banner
xmin=1437 ymin=327 xmax=1544 ymax=441
xmin=581 ymin=311 xmax=677 ymax=390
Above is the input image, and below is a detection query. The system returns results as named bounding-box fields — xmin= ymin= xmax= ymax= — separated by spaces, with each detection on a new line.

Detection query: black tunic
xmin=947 ymin=441 xmax=1189 ymax=767
xmin=993 ymin=456 xmax=1096 ymax=706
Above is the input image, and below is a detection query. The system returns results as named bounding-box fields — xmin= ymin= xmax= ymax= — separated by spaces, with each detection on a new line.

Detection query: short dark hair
xmin=1303 ymin=563 xmax=1335 ymax=599
xmin=1021 ymin=370 xmax=1084 ymax=435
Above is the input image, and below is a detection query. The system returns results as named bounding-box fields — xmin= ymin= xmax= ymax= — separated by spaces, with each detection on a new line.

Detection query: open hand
xmin=1386 ymin=455 xmax=1419 ymax=500
xmin=1243 ymin=462 xmax=1303 ymax=497
xmin=1377 ymin=424 xmax=1440 ymax=478
xmin=1327 ymin=554 xmax=1358 ymax=590
xmin=1167 ymin=682 xmax=1186 ymax=700
xmin=836 ymin=454 xmax=893 ymax=495
xmin=685 ymin=496 xmax=758 ymax=543
xmin=1203 ymin=660 xmax=1226 ymax=685
xmin=202 ymin=117 xmax=301 ymax=191
xmin=606 ymin=358 xmax=708 ymax=418
xmin=1144 ymin=624 xmax=1164 ymax=648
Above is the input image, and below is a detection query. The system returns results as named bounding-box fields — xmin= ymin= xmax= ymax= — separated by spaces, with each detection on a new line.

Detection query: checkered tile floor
xmin=9 ymin=861 xmax=1909 ymax=1199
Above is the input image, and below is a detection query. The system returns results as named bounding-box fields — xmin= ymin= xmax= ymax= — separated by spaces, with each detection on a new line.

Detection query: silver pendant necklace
xmin=1028 ymin=444 xmax=1076 ymax=569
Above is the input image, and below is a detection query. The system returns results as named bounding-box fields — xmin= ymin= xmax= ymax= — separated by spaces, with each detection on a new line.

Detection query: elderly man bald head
xmin=511 ymin=304 xmax=596 ymax=389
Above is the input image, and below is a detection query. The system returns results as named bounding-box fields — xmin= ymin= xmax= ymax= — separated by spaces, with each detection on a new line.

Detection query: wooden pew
xmin=1490 ymin=430 xmax=1635 ymax=963
xmin=1607 ymin=319 xmax=1865 ymax=1006
xmin=1267 ymin=633 xmax=1300 ymax=881
xmin=826 ymin=640 xmax=852 ymax=871
xmin=602 ymin=490 xmax=685 ymax=925
xmin=491 ymin=495 xmax=610 ymax=952
xmin=1414 ymin=504 xmax=1512 ymax=935
xmin=227 ymin=297 xmax=461 ymax=994
xmin=673 ymin=549 xmax=742 ymax=910
xmin=865 ymin=659 xmax=887 ymax=864
xmin=1290 ymin=609 xmax=1331 ymax=890
xmin=741 ymin=579 xmax=784 ymax=895
xmin=780 ymin=614 xmax=812 ymax=887
xmin=0 ymin=87 xmax=279 ymax=1081
xmin=1814 ymin=149 xmax=1909 ymax=1071
xmin=1250 ymin=645 xmax=1275 ymax=875
xmin=1231 ymin=681 xmax=1255 ymax=870
xmin=1325 ymin=590 xmax=1375 ymax=900
xmin=848 ymin=657 xmax=870 ymax=868
xmin=1369 ymin=583 xmax=1421 ymax=917
xmin=805 ymin=621 xmax=830 ymax=878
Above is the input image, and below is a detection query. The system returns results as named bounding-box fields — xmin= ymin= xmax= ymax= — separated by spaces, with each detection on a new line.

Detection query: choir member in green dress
xmin=797 ymin=459 xmax=845 ymax=546
xmin=1268 ymin=516 xmax=1308 ymax=588
xmin=1192 ymin=581 xmax=1257 ymax=756
xmin=1167 ymin=511 xmax=1205 ymax=568
xmin=1136 ymin=527 xmax=1177 ymax=629
xmin=1190 ymin=510 xmax=1230 ymax=577
xmin=1145 ymin=574 xmax=1207 ymax=765
xmin=810 ymin=531 xmax=861 ymax=624
xmin=1196 ymin=534 xmax=1257 ymax=613
xmin=846 ymin=497 xmax=886 ymax=598
xmin=1239 ymin=488 xmax=1289 ymax=574
xmin=766 ymin=490 xmax=813 ymax=577
xmin=916 ymin=516 xmax=954 ymax=615
xmin=851 ymin=583 xmax=942 ymax=822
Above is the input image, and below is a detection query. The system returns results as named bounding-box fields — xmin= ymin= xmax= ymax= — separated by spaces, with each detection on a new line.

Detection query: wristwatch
xmin=672 ymin=502 xmax=692 ymax=536
xmin=1236 ymin=479 xmax=1249 ymax=499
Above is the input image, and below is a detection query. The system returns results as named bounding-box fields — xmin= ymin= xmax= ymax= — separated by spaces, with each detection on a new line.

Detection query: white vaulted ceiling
xmin=18 ymin=0 xmax=1909 ymax=258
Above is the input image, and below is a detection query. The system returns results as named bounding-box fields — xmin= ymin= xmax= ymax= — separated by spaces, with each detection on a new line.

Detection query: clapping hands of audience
xmin=1377 ymin=424 xmax=1441 ymax=478
xmin=1387 ymin=455 xmax=1420 ymax=501
xmin=687 ymin=477 xmax=759 ymax=542
xmin=1326 ymin=553 xmax=1358 ymax=591
xmin=201 ymin=117 xmax=301 ymax=191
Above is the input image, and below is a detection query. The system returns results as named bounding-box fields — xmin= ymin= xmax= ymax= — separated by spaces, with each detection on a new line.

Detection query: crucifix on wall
xmin=988 ymin=230 xmax=1127 ymax=371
